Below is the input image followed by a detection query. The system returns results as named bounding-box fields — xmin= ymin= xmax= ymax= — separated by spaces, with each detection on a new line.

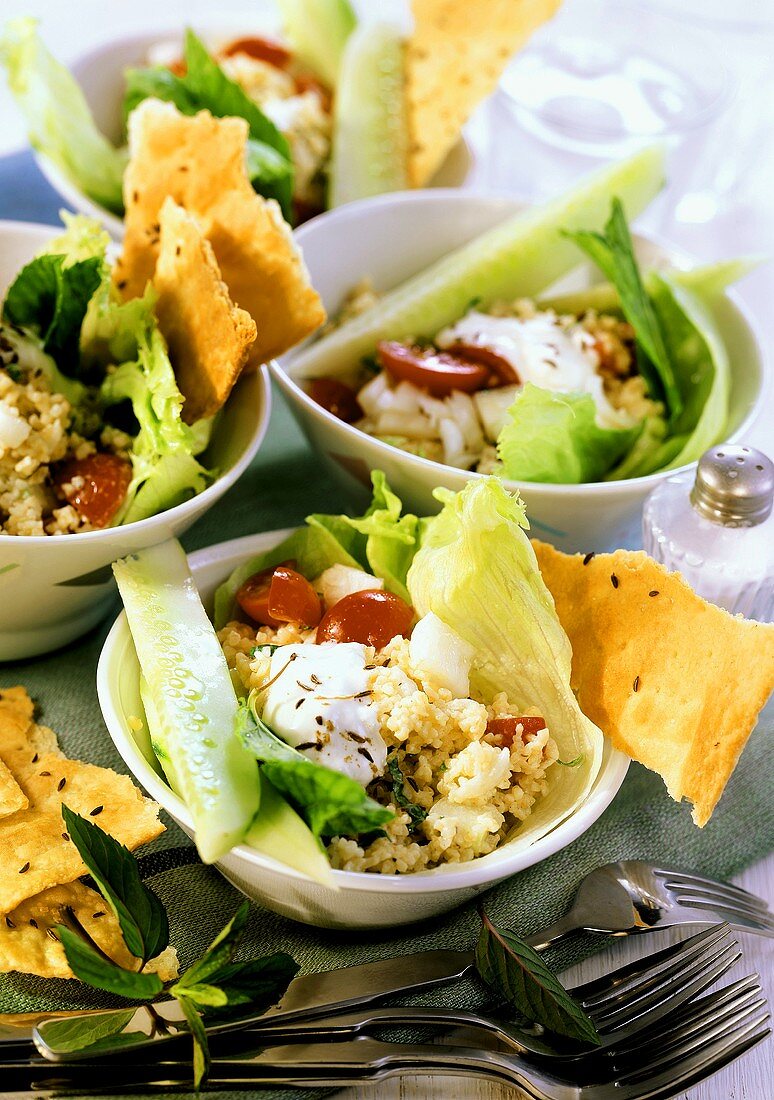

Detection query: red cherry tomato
xmin=54 ymin=453 xmax=132 ymax=529
xmin=316 ymin=590 xmax=414 ymax=649
xmin=220 ymin=35 xmax=292 ymax=69
xmin=236 ymin=563 xmax=322 ymax=628
xmin=486 ymin=716 xmax=547 ymax=746
xmin=445 ymin=343 xmax=520 ymax=385
xmin=376 ymin=341 xmax=491 ymax=397
xmin=307 ymin=378 xmax=363 ymax=422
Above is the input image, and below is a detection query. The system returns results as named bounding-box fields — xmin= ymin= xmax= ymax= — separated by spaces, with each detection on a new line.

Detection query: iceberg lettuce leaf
xmin=1 ymin=18 xmax=127 ymax=214
xmin=497 ymin=384 xmax=642 ymax=484
xmin=406 ymin=478 xmax=604 ymax=850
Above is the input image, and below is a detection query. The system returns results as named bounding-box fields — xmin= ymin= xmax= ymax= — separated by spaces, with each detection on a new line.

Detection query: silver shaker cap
xmin=690 ymin=445 xmax=774 ymax=525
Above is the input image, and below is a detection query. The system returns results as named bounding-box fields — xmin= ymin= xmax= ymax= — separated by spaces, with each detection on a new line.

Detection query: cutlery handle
xmin=522 ymin=914 xmax=580 ymax=952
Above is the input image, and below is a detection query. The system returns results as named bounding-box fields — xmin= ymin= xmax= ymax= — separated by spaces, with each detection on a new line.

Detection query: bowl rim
xmin=0 ymin=217 xmax=272 ymax=545
xmin=278 ymin=188 xmax=770 ymax=497
xmin=97 ymin=527 xmax=631 ymax=896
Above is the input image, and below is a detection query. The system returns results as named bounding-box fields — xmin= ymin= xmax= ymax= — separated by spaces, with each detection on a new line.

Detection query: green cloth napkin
xmin=2 ymin=391 xmax=773 ymax=1100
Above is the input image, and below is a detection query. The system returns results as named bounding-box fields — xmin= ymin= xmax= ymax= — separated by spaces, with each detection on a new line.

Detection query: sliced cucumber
xmin=293 ymin=146 xmax=666 ymax=379
xmin=113 ymin=540 xmax=260 ymax=864
xmin=276 ymin=0 xmax=356 ymax=88
xmin=328 ymin=21 xmax=408 ymax=208
xmin=245 ymin=773 xmax=336 ymax=888
xmin=474 ymin=385 xmax=521 ymax=443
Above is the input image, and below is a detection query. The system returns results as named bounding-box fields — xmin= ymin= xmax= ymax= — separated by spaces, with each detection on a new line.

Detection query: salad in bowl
xmin=102 ymin=473 xmax=774 ymax=927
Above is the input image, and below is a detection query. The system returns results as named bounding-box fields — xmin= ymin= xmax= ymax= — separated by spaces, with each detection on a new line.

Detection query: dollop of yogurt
xmin=262 ymin=642 xmax=387 ymax=787
xmin=436 ymin=310 xmax=635 ymax=430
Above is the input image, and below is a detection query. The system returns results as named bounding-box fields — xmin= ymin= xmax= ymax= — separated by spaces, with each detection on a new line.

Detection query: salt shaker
xmin=642 ymin=445 xmax=774 ymax=622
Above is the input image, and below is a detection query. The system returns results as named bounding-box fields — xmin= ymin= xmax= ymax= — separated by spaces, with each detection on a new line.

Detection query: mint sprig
xmin=475 ymin=909 xmax=601 ymax=1045
xmin=55 ymin=808 xmax=298 ymax=1088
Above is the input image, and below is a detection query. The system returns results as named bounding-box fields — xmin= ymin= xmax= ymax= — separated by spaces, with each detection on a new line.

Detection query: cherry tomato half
xmin=486 ymin=716 xmax=547 ymax=746
xmin=53 ymin=453 xmax=132 ymax=529
xmin=307 ymin=378 xmax=363 ymax=422
xmin=377 ymin=341 xmax=492 ymax=397
xmin=316 ymin=590 xmax=414 ymax=649
xmin=445 ymin=342 xmax=520 ymax=385
xmin=220 ymin=36 xmax=292 ymax=69
xmin=236 ymin=563 xmax=322 ymax=628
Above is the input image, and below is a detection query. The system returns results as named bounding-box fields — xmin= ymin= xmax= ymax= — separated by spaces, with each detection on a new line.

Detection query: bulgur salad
xmin=292 ymin=151 xmax=750 ymax=484
xmin=0 ymin=216 xmax=214 ymax=536
xmin=114 ymin=475 xmax=604 ymax=880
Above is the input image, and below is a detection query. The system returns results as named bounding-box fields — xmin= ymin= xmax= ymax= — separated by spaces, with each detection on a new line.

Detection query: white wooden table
xmin=336 ymin=856 xmax=774 ymax=1100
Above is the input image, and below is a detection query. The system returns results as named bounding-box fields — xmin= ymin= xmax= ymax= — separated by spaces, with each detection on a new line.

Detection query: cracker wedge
xmin=153 ymin=198 xmax=257 ymax=423
xmin=405 ymin=0 xmax=562 ymax=187
xmin=0 ymin=881 xmax=178 ymax=981
xmin=0 ymin=688 xmax=163 ymax=916
xmin=533 ymin=542 xmax=774 ymax=826
xmin=115 ymin=100 xmax=325 ymax=369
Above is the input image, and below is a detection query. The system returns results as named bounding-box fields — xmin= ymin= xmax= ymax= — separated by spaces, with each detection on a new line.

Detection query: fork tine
xmin=677 ymin=899 xmax=774 ymax=933
xmin=575 ymin=925 xmax=728 ymax=1007
xmin=610 ymin=975 xmax=764 ymax=1059
xmin=611 ymin=1016 xmax=770 ymax=1100
xmin=655 ymin=868 xmax=772 ymax=912
xmin=592 ymin=936 xmax=741 ymax=1034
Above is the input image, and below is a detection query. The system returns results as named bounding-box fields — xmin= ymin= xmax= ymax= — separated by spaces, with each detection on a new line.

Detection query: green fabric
xmin=2 ymin=389 xmax=773 ymax=1099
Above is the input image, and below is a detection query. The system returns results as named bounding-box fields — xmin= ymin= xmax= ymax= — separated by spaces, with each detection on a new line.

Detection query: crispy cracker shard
xmin=405 ymin=0 xmax=562 ymax=187
xmin=0 ymin=687 xmax=163 ymax=918
xmin=533 ymin=542 xmax=774 ymax=826
xmin=115 ymin=99 xmax=325 ymax=372
xmin=154 ymin=198 xmax=257 ymax=423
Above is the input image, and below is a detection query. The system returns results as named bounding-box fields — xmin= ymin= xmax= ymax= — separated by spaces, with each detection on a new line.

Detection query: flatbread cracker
xmin=0 ymin=758 xmax=27 ymax=819
xmin=533 ymin=542 xmax=774 ymax=826
xmin=405 ymin=0 xmax=562 ymax=187
xmin=153 ymin=199 xmax=257 ymax=423
xmin=0 ymin=689 xmax=163 ymax=916
xmin=0 ymin=881 xmax=179 ymax=981
xmin=115 ymin=100 xmax=325 ymax=369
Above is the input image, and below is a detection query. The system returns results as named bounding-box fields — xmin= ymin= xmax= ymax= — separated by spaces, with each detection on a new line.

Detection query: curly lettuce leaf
xmin=497 ymin=384 xmax=642 ymax=484
xmin=406 ymin=478 xmax=604 ymax=849
xmin=0 ymin=18 xmax=127 ymax=214
xmin=122 ymin=30 xmax=293 ymax=220
xmin=239 ymin=702 xmax=393 ymax=838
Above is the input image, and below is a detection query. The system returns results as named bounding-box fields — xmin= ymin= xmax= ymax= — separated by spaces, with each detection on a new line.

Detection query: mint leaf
xmin=62 ymin=806 xmax=169 ymax=965
xmin=57 ymin=926 xmax=163 ymax=1000
xmin=238 ymin=705 xmax=394 ymax=838
xmin=2 ymin=253 xmax=102 ymax=373
xmin=386 ymin=754 xmax=427 ymax=827
xmin=475 ymin=911 xmax=600 ymax=1045
xmin=205 ymin=953 xmax=299 ymax=1014
xmin=173 ymin=902 xmax=250 ymax=995
xmin=174 ymin=993 xmax=210 ymax=1090
xmin=562 ymin=198 xmax=682 ymax=420
xmin=34 ymin=1009 xmax=135 ymax=1053
xmin=174 ymin=983 xmax=228 ymax=1009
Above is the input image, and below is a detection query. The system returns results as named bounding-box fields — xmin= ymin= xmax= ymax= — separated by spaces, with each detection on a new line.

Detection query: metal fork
xmin=1 ymin=976 xmax=765 ymax=1097
xmin=522 ymin=860 xmax=774 ymax=950
xmin=219 ymin=924 xmax=740 ymax=1060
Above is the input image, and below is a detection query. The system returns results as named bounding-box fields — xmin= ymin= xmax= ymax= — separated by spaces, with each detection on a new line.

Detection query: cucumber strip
xmin=328 ymin=21 xmax=408 ymax=208
xmin=291 ymin=146 xmax=666 ymax=380
xmin=113 ymin=540 xmax=260 ymax=864
xmin=245 ymin=773 xmax=336 ymax=888
xmin=276 ymin=0 xmax=356 ymax=88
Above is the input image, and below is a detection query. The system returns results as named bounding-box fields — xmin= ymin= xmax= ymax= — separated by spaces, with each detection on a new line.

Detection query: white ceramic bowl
xmin=0 ymin=220 xmax=271 ymax=660
xmin=39 ymin=24 xmax=472 ymax=240
xmin=276 ymin=191 xmax=768 ymax=552
xmin=98 ymin=530 xmax=630 ymax=930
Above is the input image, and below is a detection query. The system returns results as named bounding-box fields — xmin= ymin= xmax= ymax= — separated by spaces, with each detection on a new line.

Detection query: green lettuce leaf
xmin=239 ymin=703 xmax=393 ymax=838
xmin=497 ymin=384 xmax=642 ymax=484
xmin=562 ymin=198 xmax=682 ymax=419
xmin=2 ymin=213 xmax=110 ymax=376
xmin=406 ymin=478 xmax=604 ymax=850
xmin=99 ymin=307 xmax=210 ymax=523
xmin=122 ymin=30 xmax=293 ymax=220
xmin=0 ymin=18 xmax=127 ymax=214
